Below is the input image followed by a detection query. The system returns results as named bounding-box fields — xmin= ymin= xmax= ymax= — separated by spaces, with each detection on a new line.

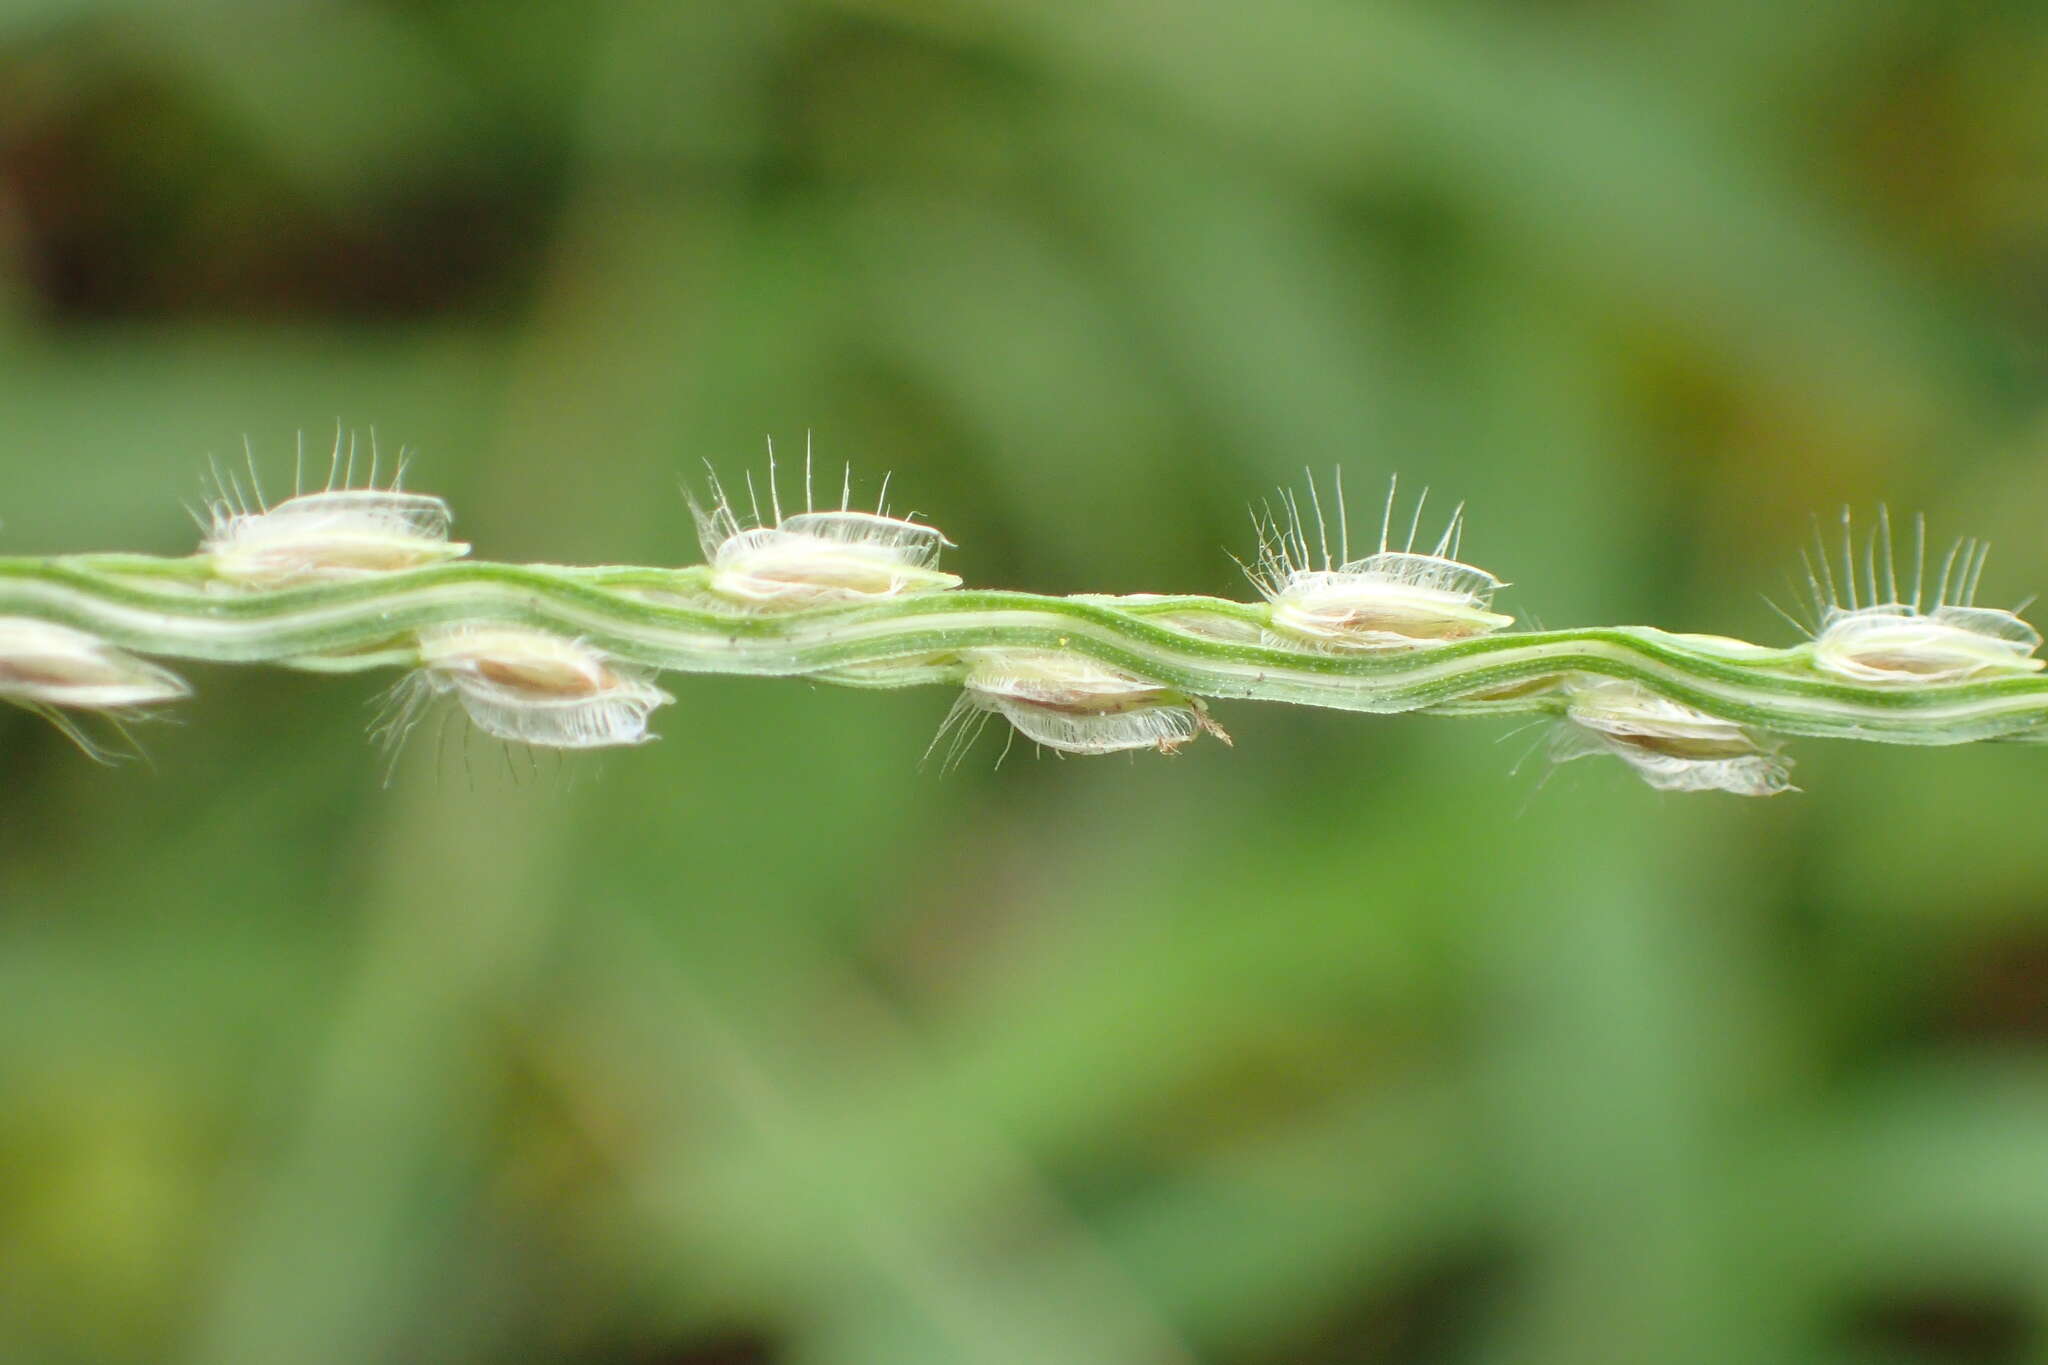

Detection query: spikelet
xmin=0 ymin=618 xmax=188 ymax=710
xmin=1248 ymin=472 xmax=1513 ymax=649
xmin=1792 ymin=509 xmax=2041 ymax=685
xmin=199 ymin=433 xmax=468 ymax=586
xmin=1549 ymin=678 xmax=1794 ymax=796
xmin=394 ymin=625 xmax=672 ymax=751
xmin=930 ymin=649 xmax=1230 ymax=764
xmin=693 ymin=439 xmax=959 ymax=607
xmin=0 ymin=617 xmax=189 ymax=761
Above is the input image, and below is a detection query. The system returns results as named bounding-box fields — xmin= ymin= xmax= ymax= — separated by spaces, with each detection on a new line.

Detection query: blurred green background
xmin=5 ymin=2 xmax=2048 ymax=1363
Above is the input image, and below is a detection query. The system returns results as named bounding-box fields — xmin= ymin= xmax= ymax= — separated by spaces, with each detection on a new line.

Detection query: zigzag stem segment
xmin=4 ymin=554 xmax=2047 ymax=749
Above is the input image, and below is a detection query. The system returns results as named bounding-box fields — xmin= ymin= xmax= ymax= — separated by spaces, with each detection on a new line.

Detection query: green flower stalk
xmin=1 ymin=454 xmax=2043 ymax=793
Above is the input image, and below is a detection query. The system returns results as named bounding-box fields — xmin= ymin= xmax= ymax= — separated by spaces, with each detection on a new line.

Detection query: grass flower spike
xmin=3 ymin=443 xmax=2046 ymax=795
xmin=1252 ymin=473 xmax=1513 ymax=649
xmin=693 ymin=443 xmax=959 ymax=607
